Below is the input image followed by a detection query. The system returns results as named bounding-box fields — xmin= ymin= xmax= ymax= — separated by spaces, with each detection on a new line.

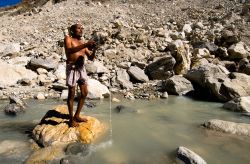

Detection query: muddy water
xmin=0 ymin=96 xmax=250 ymax=164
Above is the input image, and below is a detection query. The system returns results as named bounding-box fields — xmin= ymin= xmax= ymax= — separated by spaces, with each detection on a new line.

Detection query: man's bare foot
xmin=69 ymin=120 xmax=79 ymax=127
xmin=74 ymin=116 xmax=88 ymax=122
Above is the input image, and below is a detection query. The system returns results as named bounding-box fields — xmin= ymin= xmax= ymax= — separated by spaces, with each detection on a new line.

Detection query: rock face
xmin=32 ymin=105 xmax=104 ymax=147
xmin=177 ymin=146 xmax=207 ymax=164
xmin=203 ymin=119 xmax=250 ymax=136
xmin=162 ymin=75 xmax=194 ymax=95
xmin=223 ymin=96 xmax=250 ymax=112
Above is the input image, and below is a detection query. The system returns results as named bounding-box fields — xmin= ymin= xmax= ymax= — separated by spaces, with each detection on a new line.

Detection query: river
xmin=0 ymin=96 xmax=250 ymax=163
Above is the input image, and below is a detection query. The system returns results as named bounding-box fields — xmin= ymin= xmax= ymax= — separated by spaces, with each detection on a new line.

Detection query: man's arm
xmin=64 ymin=36 xmax=95 ymax=54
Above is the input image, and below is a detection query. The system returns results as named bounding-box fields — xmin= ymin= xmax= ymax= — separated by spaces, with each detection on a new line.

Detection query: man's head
xmin=69 ymin=23 xmax=83 ymax=38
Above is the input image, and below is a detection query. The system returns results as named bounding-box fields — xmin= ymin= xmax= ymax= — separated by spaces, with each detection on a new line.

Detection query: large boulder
xmin=85 ymin=60 xmax=109 ymax=74
xmin=116 ymin=69 xmax=133 ymax=89
xmin=0 ymin=60 xmax=37 ymax=86
xmin=145 ymin=55 xmax=176 ymax=80
xmin=177 ymin=146 xmax=207 ymax=164
xmin=223 ymin=96 xmax=250 ymax=113
xmin=128 ymin=66 xmax=149 ymax=83
xmin=27 ymin=57 xmax=58 ymax=71
xmin=185 ymin=63 xmax=250 ymax=101
xmin=162 ymin=75 xmax=194 ymax=95
xmin=87 ymin=79 xmax=110 ymax=99
xmin=32 ymin=105 xmax=104 ymax=147
xmin=203 ymin=119 xmax=250 ymax=136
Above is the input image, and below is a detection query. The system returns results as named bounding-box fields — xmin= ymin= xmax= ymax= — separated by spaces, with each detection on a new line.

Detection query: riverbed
xmin=0 ymin=96 xmax=250 ymax=164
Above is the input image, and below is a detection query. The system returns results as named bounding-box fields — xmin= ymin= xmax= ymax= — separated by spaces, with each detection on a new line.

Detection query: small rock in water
xmin=85 ymin=101 xmax=96 ymax=108
xmin=35 ymin=93 xmax=45 ymax=100
xmin=112 ymin=97 xmax=121 ymax=102
xmin=161 ymin=92 xmax=168 ymax=99
xmin=65 ymin=142 xmax=90 ymax=157
xmin=4 ymin=94 xmax=27 ymax=115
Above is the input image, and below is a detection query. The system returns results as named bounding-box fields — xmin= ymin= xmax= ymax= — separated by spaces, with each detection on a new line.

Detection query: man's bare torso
xmin=65 ymin=36 xmax=88 ymax=64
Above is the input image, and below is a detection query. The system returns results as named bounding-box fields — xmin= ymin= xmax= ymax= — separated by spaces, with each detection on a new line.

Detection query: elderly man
xmin=64 ymin=23 xmax=95 ymax=127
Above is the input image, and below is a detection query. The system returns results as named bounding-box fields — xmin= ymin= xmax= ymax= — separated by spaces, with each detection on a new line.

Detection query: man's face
xmin=74 ymin=24 xmax=83 ymax=37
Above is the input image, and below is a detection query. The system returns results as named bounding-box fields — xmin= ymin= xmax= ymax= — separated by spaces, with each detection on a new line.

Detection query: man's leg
xmin=67 ymin=86 xmax=78 ymax=127
xmin=74 ymin=83 xmax=88 ymax=122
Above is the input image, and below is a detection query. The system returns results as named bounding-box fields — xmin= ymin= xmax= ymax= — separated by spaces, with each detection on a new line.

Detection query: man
xmin=64 ymin=23 xmax=95 ymax=127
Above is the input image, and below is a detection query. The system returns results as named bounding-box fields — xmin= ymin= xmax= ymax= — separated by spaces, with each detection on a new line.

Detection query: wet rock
xmin=114 ymin=105 xmax=137 ymax=113
xmin=128 ymin=66 xmax=149 ymax=83
xmin=223 ymin=96 xmax=250 ymax=113
xmin=65 ymin=142 xmax=90 ymax=156
xmin=162 ymin=75 xmax=193 ymax=95
xmin=203 ymin=119 xmax=250 ymax=136
xmin=177 ymin=146 xmax=207 ymax=164
xmin=145 ymin=55 xmax=175 ymax=80
xmin=32 ymin=105 xmax=104 ymax=147
xmin=4 ymin=94 xmax=27 ymax=115
xmin=27 ymin=57 xmax=58 ymax=71
xmin=116 ymin=69 xmax=133 ymax=89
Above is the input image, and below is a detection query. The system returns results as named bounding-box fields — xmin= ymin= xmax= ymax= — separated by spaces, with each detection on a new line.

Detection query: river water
xmin=0 ymin=96 xmax=250 ymax=164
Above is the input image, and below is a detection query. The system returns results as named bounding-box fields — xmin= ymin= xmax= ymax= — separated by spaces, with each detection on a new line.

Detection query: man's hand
xmin=86 ymin=40 xmax=96 ymax=49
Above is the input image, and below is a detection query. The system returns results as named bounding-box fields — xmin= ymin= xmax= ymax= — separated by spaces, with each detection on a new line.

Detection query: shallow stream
xmin=0 ymin=96 xmax=250 ymax=164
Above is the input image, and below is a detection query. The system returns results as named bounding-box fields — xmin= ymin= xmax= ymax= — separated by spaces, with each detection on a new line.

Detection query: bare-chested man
xmin=64 ymin=23 xmax=95 ymax=127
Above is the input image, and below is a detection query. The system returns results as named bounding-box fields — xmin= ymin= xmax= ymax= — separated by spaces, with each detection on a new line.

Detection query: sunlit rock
xmin=203 ymin=119 xmax=250 ymax=136
xmin=32 ymin=105 xmax=105 ymax=147
xmin=177 ymin=146 xmax=207 ymax=164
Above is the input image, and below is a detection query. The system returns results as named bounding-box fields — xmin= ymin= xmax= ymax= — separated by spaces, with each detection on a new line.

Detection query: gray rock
xmin=177 ymin=146 xmax=207 ymax=164
xmin=203 ymin=119 xmax=250 ymax=136
xmin=28 ymin=57 xmax=58 ymax=71
xmin=220 ymin=30 xmax=240 ymax=46
xmin=162 ymin=75 xmax=193 ymax=95
xmin=54 ymin=63 xmax=66 ymax=80
xmin=4 ymin=94 xmax=27 ymax=115
xmin=145 ymin=55 xmax=175 ymax=80
xmin=128 ymin=66 xmax=149 ymax=83
xmin=223 ymin=96 xmax=250 ymax=113
xmin=116 ymin=69 xmax=133 ymax=89
xmin=52 ymin=82 xmax=67 ymax=91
